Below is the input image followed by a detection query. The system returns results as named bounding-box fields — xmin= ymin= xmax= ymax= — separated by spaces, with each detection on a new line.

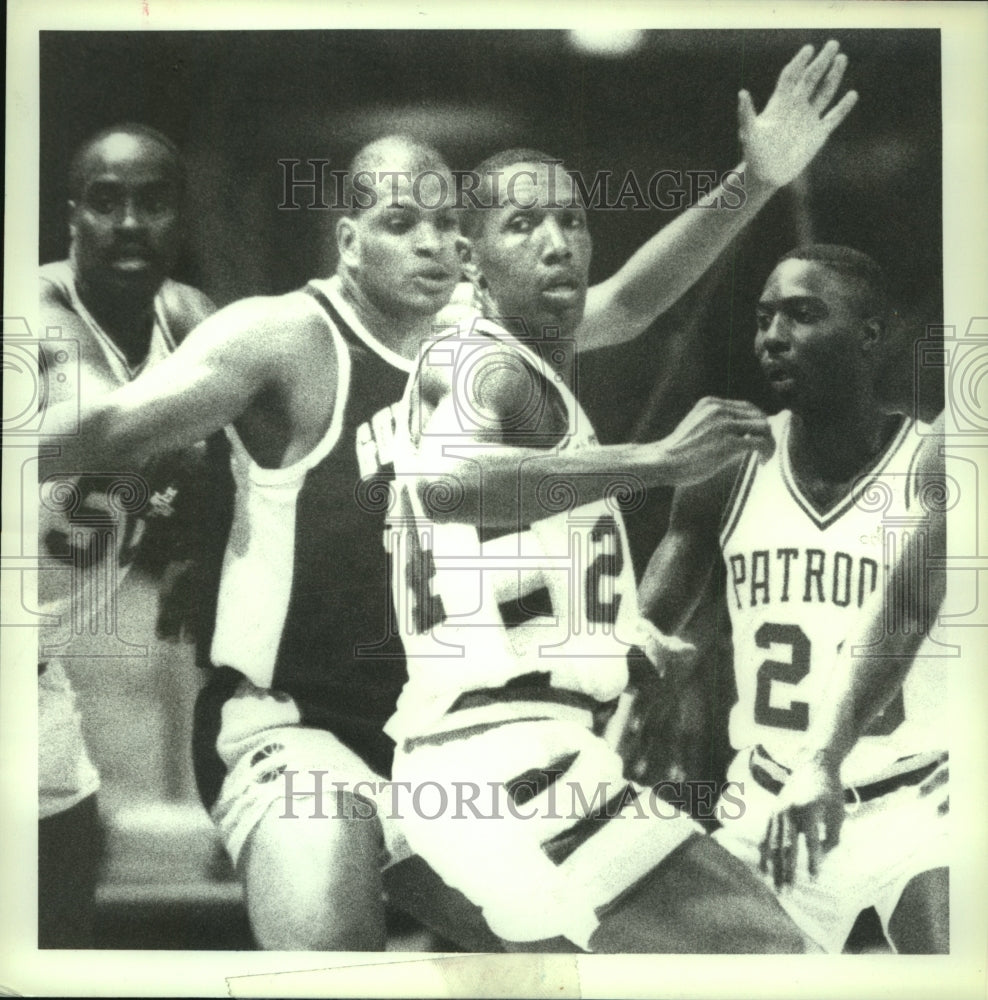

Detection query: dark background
xmin=37 ymin=29 xmax=944 ymax=950
xmin=40 ymin=31 xmax=944 ymax=574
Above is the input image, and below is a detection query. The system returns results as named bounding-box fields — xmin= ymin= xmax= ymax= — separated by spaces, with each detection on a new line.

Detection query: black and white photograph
xmin=3 ymin=1 xmax=987 ymax=997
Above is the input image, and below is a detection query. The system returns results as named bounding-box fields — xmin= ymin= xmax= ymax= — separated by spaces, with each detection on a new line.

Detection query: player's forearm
xmin=581 ymin=164 xmax=776 ymax=351
xmin=612 ymin=162 xmax=776 ymax=318
xmin=419 ymin=438 xmax=692 ymax=528
xmin=807 ymin=515 xmax=947 ymax=765
xmin=638 ymin=532 xmax=711 ymax=637
xmin=39 ymin=377 xmax=230 ymax=477
xmin=38 ymin=398 xmax=145 ymax=477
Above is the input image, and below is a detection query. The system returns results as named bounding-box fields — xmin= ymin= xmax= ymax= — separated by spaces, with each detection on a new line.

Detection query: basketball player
xmin=385 ymin=42 xmax=861 ymax=949
xmin=639 ymin=245 xmax=948 ymax=953
xmin=38 ymin=39 xmax=855 ymax=951
xmin=38 ymin=135 xmax=492 ymax=951
xmin=756 ymin=410 xmax=949 ymax=953
xmin=37 ymin=124 xmax=214 ymax=947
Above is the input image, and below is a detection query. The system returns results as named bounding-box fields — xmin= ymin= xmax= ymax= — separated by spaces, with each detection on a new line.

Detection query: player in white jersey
xmin=388 ymin=139 xmax=851 ymax=951
xmin=37 ymin=124 xmax=215 ymax=947
xmin=640 ymin=245 xmax=948 ymax=952
xmin=39 ymin=40 xmax=856 ymax=951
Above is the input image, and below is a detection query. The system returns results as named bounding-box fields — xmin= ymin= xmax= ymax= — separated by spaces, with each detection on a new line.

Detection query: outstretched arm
xmin=38 ymin=295 xmax=333 ymax=473
xmin=414 ymin=345 xmax=772 ymax=529
xmin=760 ymin=419 xmax=948 ymax=887
xmin=578 ymin=40 xmax=858 ymax=352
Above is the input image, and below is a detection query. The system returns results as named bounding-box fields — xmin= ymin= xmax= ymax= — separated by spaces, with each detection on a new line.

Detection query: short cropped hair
xmin=342 ymin=134 xmax=449 ymax=218
xmin=68 ymin=123 xmax=184 ymax=201
xmin=460 ymin=148 xmax=563 ymax=240
xmin=779 ymin=244 xmax=890 ymax=320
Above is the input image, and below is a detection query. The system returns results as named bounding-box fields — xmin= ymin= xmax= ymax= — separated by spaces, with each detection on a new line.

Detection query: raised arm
xmin=414 ymin=341 xmax=772 ymax=530
xmin=578 ymin=40 xmax=858 ymax=352
xmin=38 ymin=294 xmax=335 ymax=472
xmin=760 ymin=419 xmax=948 ymax=886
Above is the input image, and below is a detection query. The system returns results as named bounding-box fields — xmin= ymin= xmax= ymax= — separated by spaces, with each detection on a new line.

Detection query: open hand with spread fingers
xmin=758 ymin=755 xmax=846 ymax=891
xmin=741 ymin=39 xmax=859 ymax=190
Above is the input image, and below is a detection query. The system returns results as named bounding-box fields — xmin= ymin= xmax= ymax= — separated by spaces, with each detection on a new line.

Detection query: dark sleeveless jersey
xmin=194 ymin=277 xmax=416 ymax=791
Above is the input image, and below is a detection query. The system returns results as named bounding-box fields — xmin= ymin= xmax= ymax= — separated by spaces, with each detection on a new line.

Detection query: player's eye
xmin=792 ymin=305 xmax=824 ymax=324
xmin=139 ymin=188 xmax=176 ymax=216
xmin=507 ymin=214 xmax=533 ymax=234
xmin=561 ymin=210 xmax=585 ymax=230
xmin=436 ymin=212 xmax=458 ymax=232
xmin=86 ymin=192 xmax=118 ymax=214
xmin=755 ymin=310 xmax=772 ymax=331
xmin=386 ymin=212 xmax=415 ymax=233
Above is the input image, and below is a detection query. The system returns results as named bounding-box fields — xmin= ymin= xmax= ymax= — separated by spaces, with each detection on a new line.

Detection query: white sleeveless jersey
xmin=38 ymin=261 xmax=187 ymax=817
xmin=385 ymin=317 xmax=645 ymax=745
xmin=720 ymin=410 xmax=947 ymax=787
xmin=38 ymin=261 xmax=182 ymax=652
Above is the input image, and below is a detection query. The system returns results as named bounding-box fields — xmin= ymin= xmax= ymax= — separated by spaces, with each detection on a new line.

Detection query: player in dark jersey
xmin=38 ymin=40 xmax=856 ymax=951
xmin=37 ymin=124 xmax=214 ymax=947
xmin=40 ymin=136 xmax=481 ymax=951
xmin=639 ymin=247 xmax=948 ymax=952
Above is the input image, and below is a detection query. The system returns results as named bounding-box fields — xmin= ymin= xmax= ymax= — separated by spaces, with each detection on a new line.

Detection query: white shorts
xmin=207 ymin=678 xmax=411 ymax=869
xmin=392 ymin=716 xmax=701 ymax=950
xmin=39 ymin=659 xmax=100 ymax=819
xmin=714 ymin=749 xmax=949 ymax=953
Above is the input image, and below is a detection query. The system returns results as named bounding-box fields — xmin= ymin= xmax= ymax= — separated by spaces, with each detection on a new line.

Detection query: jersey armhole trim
xmin=153 ymin=297 xmax=178 ymax=354
xmin=719 ymin=452 xmax=758 ymax=548
xmin=307 ymin=276 xmax=416 ymax=373
xmin=903 ymin=424 xmax=926 ymax=512
xmin=222 ymin=303 xmax=352 ymax=486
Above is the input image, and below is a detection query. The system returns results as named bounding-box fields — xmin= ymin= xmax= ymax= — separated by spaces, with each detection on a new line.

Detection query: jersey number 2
xmin=585 ymin=515 xmax=623 ymax=625
xmin=753 ymin=622 xmax=905 ymax=734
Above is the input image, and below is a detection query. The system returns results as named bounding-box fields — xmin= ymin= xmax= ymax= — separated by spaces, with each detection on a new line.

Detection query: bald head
xmin=68 ymin=124 xmax=184 ymax=203
xmin=343 ymin=134 xmax=450 ymax=216
xmin=335 ymin=134 xmax=459 ymax=322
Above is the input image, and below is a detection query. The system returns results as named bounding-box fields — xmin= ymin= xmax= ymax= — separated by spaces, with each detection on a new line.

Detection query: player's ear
xmin=457 ymin=237 xmax=488 ymax=293
xmin=861 ymin=316 xmax=885 ymax=353
xmin=336 ymin=214 xmax=359 ymax=267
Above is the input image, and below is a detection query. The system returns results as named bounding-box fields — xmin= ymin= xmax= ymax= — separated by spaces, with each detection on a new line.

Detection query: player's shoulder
xmin=206 ymin=287 xmax=341 ymax=375
xmin=908 ymin=410 xmax=943 ymax=479
xmin=156 ymin=279 xmax=217 ymax=342
xmin=433 ymin=280 xmax=482 ymax=328
xmin=678 ymin=452 xmax=752 ymax=530
xmin=442 ymin=318 xmax=543 ymax=414
xmin=39 ymin=261 xmax=91 ymax=344
xmin=415 ymin=314 xmax=503 ymax=379
xmin=39 ymin=260 xmax=74 ymax=313
xmin=203 ymin=286 xmax=324 ymax=341
xmin=670 ymin=418 xmax=771 ymax=537
xmin=445 ymin=315 xmax=539 ymax=373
